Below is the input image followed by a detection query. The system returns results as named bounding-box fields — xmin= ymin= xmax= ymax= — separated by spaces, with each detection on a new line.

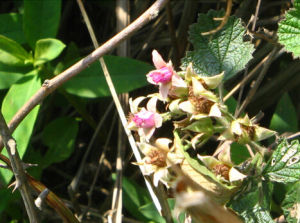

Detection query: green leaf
xmin=0 ymin=71 xmax=23 ymax=89
xmin=41 ymin=117 xmax=78 ymax=167
xmin=263 ymin=139 xmax=300 ymax=183
xmin=230 ymin=179 xmax=274 ymax=223
xmin=269 ymin=93 xmax=298 ymax=134
xmin=281 ymin=181 xmax=300 ymax=223
xmin=0 ymin=72 xmax=41 ymax=184
xmin=34 ymin=38 xmax=66 ymax=66
xmin=112 ymin=174 xmax=151 ymax=222
xmin=0 ymin=13 xmax=26 ymax=44
xmin=181 ymin=10 xmax=254 ymax=81
xmin=139 ymin=202 xmax=165 ymax=223
xmin=230 ymin=142 xmax=251 ymax=165
xmin=183 ymin=118 xmax=214 ymax=134
xmin=62 ymin=55 xmax=153 ymax=98
xmin=23 ymin=0 xmax=61 ymax=48
xmin=278 ymin=0 xmax=300 ymax=58
xmin=0 ymin=35 xmax=32 ymax=66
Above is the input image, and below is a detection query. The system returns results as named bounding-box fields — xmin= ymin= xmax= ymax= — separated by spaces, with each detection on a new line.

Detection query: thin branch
xmin=236 ymin=46 xmax=279 ymax=116
xmin=224 ymin=50 xmax=273 ymax=102
xmin=166 ymin=0 xmax=180 ymax=68
xmin=0 ymin=112 xmax=39 ymax=223
xmin=251 ymin=0 xmax=262 ymax=32
xmin=0 ymin=0 xmax=169 ymax=153
xmin=201 ymin=0 xmax=232 ymax=36
xmin=76 ymin=0 xmax=166 ymax=217
xmin=68 ymin=101 xmax=114 ymax=214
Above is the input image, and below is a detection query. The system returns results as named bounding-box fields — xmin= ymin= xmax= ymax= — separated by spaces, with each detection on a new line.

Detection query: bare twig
xmin=0 ymin=0 xmax=169 ymax=153
xmin=84 ymin=113 xmax=117 ymax=219
xmin=76 ymin=0 xmax=166 ymax=217
xmin=236 ymin=46 xmax=279 ymax=116
xmin=224 ymin=50 xmax=274 ymax=102
xmin=0 ymin=113 xmax=39 ymax=223
xmin=68 ymin=101 xmax=114 ymax=214
xmin=166 ymin=0 xmax=180 ymax=68
xmin=202 ymin=0 xmax=232 ymax=36
xmin=251 ymin=0 xmax=262 ymax=32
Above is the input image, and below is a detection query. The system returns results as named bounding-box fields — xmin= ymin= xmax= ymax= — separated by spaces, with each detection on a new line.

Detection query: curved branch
xmin=0 ymin=0 xmax=168 ymax=152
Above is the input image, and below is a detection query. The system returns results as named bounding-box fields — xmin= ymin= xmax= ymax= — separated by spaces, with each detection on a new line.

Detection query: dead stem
xmin=0 ymin=112 xmax=39 ymax=223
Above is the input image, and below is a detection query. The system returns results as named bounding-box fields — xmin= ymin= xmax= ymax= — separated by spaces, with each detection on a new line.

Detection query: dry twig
xmin=0 ymin=112 xmax=39 ymax=223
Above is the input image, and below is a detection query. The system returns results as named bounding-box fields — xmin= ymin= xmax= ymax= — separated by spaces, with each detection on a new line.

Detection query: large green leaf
xmin=181 ymin=10 xmax=254 ymax=81
xmin=23 ymin=0 xmax=61 ymax=48
xmin=41 ymin=117 xmax=78 ymax=167
xmin=278 ymin=0 xmax=300 ymax=58
xmin=34 ymin=38 xmax=66 ymax=66
xmin=281 ymin=181 xmax=300 ymax=223
xmin=269 ymin=93 xmax=298 ymax=134
xmin=0 ymin=72 xmax=41 ymax=184
xmin=0 ymin=71 xmax=23 ymax=89
xmin=62 ymin=55 xmax=153 ymax=98
xmin=0 ymin=13 xmax=26 ymax=44
xmin=263 ymin=139 xmax=300 ymax=183
xmin=0 ymin=35 xmax=32 ymax=66
xmin=230 ymin=179 xmax=274 ymax=223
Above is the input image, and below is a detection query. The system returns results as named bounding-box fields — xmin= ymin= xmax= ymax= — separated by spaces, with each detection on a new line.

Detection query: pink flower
xmin=128 ymin=97 xmax=162 ymax=142
xmin=132 ymin=109 xmax=156 ymax=128
xmin=147 ymin=50 xmax=186 ymax=100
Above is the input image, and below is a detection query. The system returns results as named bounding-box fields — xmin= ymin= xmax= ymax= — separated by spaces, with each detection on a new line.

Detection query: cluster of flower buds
xmin=127 ymin=50 xmax=275 ymax=195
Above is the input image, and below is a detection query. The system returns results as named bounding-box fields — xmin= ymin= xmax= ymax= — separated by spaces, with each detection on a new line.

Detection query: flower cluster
xmin=127 ymin=50 xmax=275 ymax=195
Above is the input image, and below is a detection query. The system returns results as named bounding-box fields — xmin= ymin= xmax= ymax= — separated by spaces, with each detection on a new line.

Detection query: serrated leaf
xmin=23 ymin=0 xmax=61 ymax=48
xmin=0 ymin=72 xmax=41 ymax=184
xmin=62 ymin=55 xmax=153 ymax=98
xmin=34 ymin=38 xmax=66 ymax=66
xmin=269 ymin=93 xmax=298 ymax=134
xmin=282 ymin=181 xmax=300 ymax=223
xmin=41 ymin=117 xmax=78 ymax=167
xmin=0 ymin=13 xmax=26 ymax=44
xmin=278 ymin=0 xmax=300 ymax=58
xmin=230 ymin=179 xmax=274 ymax=223
xmin=0 ymin=35 xmax=32 ymax=66
xmin=181 ymin=10 xmax=254 ymax=81
xmin=263 ymin=139 xmax=300 ymax=183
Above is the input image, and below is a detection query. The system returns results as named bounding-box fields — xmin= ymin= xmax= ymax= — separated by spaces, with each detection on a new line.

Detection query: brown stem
xmin=0 ymin=112 xmax=39 ymax=223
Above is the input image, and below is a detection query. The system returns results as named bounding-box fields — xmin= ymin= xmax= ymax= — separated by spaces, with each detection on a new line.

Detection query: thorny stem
xmin=0 ymin=112 xmax=39 ymax=223
xmin=0 ymin=0 xmax=169 ymax=154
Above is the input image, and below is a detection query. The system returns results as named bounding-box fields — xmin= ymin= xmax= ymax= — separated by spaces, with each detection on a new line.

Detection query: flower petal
xmin=155 ymin=138 xmax=172 ymax=152
xmin=179 ymin=101 xmax=195 ymax=114
xmin=152 ymin=50 xmax=167 ymax=69
xmin=159 ymin=83 xmax=171 ymax=100
xmin=153 ymin=168 xmax=168 ymax=187
xmin=147 ymin=96 xmax=158 ymax=112
xmin=129 ymin=96 xmax=146 ymax=113
xmin=209 ymin=103 xmax=221 ymax=117
xmin=201 ymin=72 xmax=224 ymax=89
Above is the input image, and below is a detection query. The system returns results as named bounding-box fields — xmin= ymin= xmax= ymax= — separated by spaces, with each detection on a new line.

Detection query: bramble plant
xmin=0 ymin=0 xmax=299 ymax=223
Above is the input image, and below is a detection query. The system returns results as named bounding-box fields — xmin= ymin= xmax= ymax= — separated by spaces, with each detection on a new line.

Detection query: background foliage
xmin=0 ymin=0 xmax=299 ymax=222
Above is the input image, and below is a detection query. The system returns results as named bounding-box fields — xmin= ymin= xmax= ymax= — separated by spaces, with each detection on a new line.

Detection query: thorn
xmin=35 ymin=188 xmax=49 ymax=210
xmin=42 ymin=79 xmax=50 ymax=88
xmin=22 ymin=162 xmax=38 ymax=170
xmin=13 ymin=180 xmax=21 ymax=192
